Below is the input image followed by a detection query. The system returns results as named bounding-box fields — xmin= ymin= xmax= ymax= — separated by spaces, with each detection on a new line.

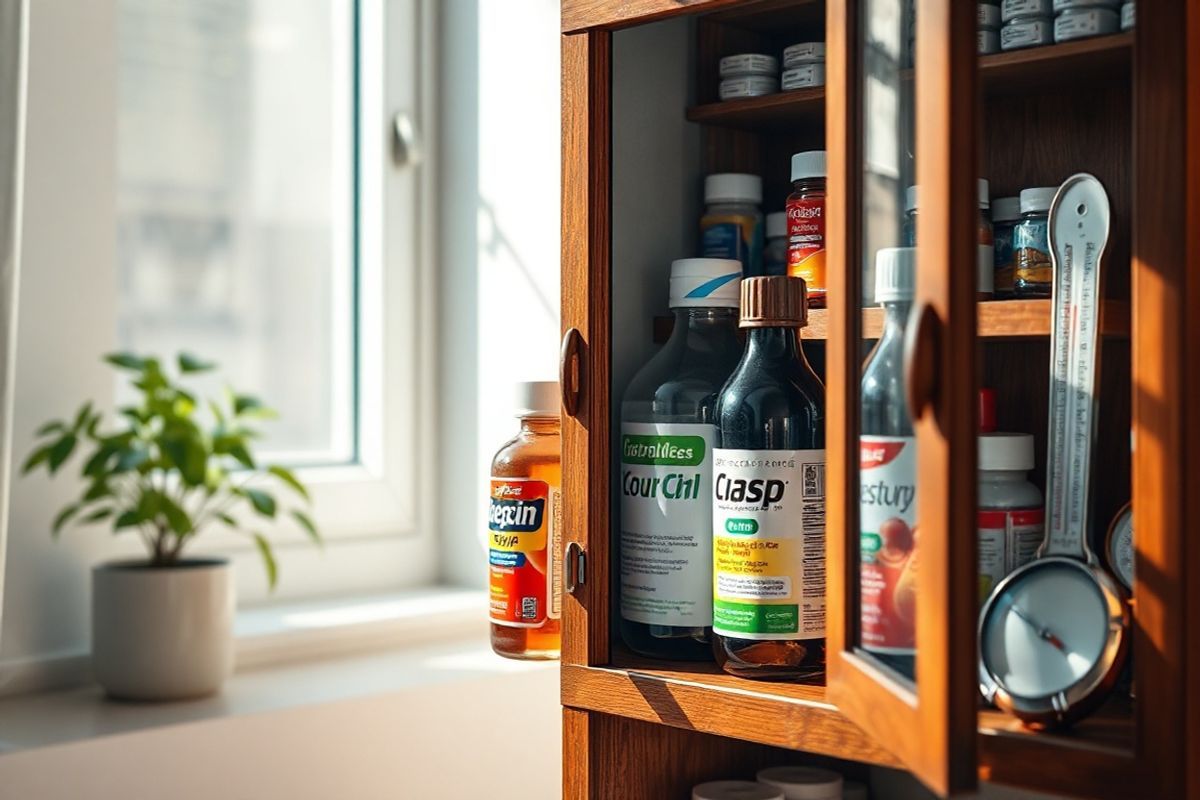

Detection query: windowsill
xmin=0 ymin=587 xmax=555 ymax=753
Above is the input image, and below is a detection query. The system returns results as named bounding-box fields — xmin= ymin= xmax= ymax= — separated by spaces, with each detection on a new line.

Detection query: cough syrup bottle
xmin=860 ymin=247 xmax=917 ymax=680
xmin=619 ymin=258 xmax=743 ymax=660
xmin=489 ymin=381 xmax=562 ymax=660
xmin=712 ymin=276 xmax=826 ymax=680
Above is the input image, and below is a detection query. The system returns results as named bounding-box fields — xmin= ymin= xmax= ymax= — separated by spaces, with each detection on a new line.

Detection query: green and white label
xmin=619 ymin=423 xmax=715 ymax=627
xmin=712 ymin=448 xmax=826 ymax=640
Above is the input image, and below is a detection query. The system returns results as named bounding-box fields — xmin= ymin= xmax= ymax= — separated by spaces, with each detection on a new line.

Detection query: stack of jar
xmin=781 ymin=41 xmax=825 ymax=91
xmin=979 ymin=1 xmax=1002 ymax=54
xmin=692 ymin=767 xmax=867 ymax=800
xmin=1121 ymin=1 xmax=1135 ymax=30
xmin=1053 ymin=0 xmax=1122 ymax=43
xmin=718 ymin=54 xmax=779 ymax=101
xmin=1001 ymin=0 xmax=1054 ymax=50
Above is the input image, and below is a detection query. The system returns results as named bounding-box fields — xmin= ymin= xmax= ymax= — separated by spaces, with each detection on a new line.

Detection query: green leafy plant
xmin=21 ymin=352 xmax=320 ymax=588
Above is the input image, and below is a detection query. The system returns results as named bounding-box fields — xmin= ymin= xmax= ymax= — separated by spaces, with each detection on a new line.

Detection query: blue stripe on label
xmin=490 ymin=550 xmax=526 ymax=568
xmin=684 ymin=272 xmax=740 ymax=298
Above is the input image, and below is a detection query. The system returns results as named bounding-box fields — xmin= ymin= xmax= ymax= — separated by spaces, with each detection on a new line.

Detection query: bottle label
xmin=488 ymin=478 xmax=561 ymax=627
xmin=786 ymin=195 xmax=826 ymax=294
xmin=712 ymin=448 xmax=826 ymax=641
xmin=619 ymin=423 xmax=716 ymax=628
xmin=859 ymin=436 xmax=917 ymax=655
xmin=977 ymin=508 xmax=1044 ymax=603
xmin=701 ymin=214 xmax=763 ymax=276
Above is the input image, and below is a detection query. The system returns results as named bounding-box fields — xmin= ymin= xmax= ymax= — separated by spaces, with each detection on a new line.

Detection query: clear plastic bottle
xmin=860 ymin=247 xmax=917 ymax=680
xmin=619 ymin=258 xmax=743 ymax=660
xmin=489 ymin=382 xmax=562 ymax=660
xmin=712 ymin=276 xmax=826 ymax=681
xmin=700 ymin=174 xmax=764 ymax=277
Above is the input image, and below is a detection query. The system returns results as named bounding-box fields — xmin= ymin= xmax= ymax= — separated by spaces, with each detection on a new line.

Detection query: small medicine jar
xmin=1013 ymin=185 xmax=1057 ymax=298
xmin=978 ymin=432 xmax=1045 ymax=602
xmin=786 ymin=151 xmax=828 ymax=306
xmin=756 ymin=766 xmax=844 ymax=800
xmin=701 ymin=173 xmax=765 ymax=276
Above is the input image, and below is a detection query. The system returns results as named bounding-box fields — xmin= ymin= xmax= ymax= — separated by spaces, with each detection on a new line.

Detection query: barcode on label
xmin=521 ymin=597 xmax=539 ymax=619
xmin=803 ymin=463 xmax=825 ymax=499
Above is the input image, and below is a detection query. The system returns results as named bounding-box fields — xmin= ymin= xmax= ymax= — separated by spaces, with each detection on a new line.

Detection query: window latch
xmin=391 ymin=111 xmax=422 ymax=169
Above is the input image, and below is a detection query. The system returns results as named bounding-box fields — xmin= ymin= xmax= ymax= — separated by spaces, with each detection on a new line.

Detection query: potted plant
xmin=22 ymin=352 xmax=320 ymax=701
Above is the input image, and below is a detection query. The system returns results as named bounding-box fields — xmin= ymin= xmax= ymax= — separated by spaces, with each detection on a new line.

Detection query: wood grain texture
xmin=688 ymin=88 xmax=825 ymax=131
xmin=560 ymin=30 xmax=612 ymax=669
xmin=563 ymin=708 xmax=592 ymax=800
xmin=563 ymin=0 xmax=736 ymax=33
xmin=1188 ymin=5 xmax=1200 ymax=798
xmin=561 ymin=655 xmax=902 ymax=768
xmin=977 ymin=33 xmax=1132 ymax=96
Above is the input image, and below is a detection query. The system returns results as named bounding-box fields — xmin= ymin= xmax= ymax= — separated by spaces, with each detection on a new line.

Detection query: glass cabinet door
xmin=825 ymin=0 xmax=979 ymax=794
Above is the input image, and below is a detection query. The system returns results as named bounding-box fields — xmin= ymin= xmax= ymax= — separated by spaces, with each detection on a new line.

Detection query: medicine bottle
xmin=977 ymin=178 xmax=995 ymax=299
xmin=701 ymin=174 xmax=764 ymax=276
xmin=991 ymin=196 xmax=1021 ymax=298
xmin=977 ymin=432 xmax=1044 ymax=603
xmin=489 ymin=381 xmax=562 ymax=660
xmin=620 ymin=258 xmax=743 ymax=661
xmin=764 ymin=212 xmax=787 ymax=276
xmin=756 ymin=766 xmax=843 ymax=800
xmin=1013 ymin=186 xmax=1057 ymax=298
xmin=712 ymin=276 xmax=826 ymax=681
xmin=860 ymin=247 xmax=917 ymax=680
xmin=786 ymin=151 xmax=827 ymax=307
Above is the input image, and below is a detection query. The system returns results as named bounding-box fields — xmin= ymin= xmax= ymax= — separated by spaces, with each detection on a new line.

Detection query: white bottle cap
xmin=766 ymin=211 xmax=786 ymax=238
xmin=706 ymin=173 xmax=762 ymax=204
xmin=979 ymin=177 xmax=991 ymax=209
xmin=756 ymin=766 xmax=844 ymax=800
xmin=904 ymin=184 xmax=918 ymax=213
xmin=993 ymin=196 xmax=1021 ymax=222
xmin=514 ymin=381 xmax=559 ymax=418
xmin=1019 ymin=185 xmax=1059 ymax=214
xmin=670 ymin=258 xmax=742 ymax=309
xmin=874 ymin=247 xmax=916 ymax=303
xmin=979 ymin=432 xmax=1036 ymax=472
xmin=790 ymin=150 xmax=827 ymax=181
xmin=842 ymin=780 xmax=869 ymax=800
xmin=693 ymin=781 xmax=785 ymax=800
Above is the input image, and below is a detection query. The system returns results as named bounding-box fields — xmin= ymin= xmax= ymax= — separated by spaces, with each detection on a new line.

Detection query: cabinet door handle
xmin=564 ymin=541 xmax=586 ymax=596
xmin=560 ymin=327 xmax=584 ymax=417
xmin=904 ymin=301 xmax=942 ymax=422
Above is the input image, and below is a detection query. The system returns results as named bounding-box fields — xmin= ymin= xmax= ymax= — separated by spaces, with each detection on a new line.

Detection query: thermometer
xmin=1104 ymin=503 xmax=1133 ymax=592
xmin=978 ymin=175 xmax=1129 ymax=729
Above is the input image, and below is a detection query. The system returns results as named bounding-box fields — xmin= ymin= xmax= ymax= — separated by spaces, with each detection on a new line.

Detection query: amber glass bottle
xmin=712 ymin=276 xmax=826 ymax=680
xmin=489 ymin=381 xmax=562 ymax=660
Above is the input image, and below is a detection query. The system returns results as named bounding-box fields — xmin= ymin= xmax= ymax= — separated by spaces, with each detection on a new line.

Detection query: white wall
xmin=437 ymin=0 xmax=562 ymax=587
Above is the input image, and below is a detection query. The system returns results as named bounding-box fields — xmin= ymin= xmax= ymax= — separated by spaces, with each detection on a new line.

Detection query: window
xmin=112 ymin=0 xmax=435 ymax=599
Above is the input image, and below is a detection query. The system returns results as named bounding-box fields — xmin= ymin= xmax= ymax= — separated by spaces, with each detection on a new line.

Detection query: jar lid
xmin=766 ymin=211 xmax=787 ymax=238
xmin=979 ymin=432 xmax=1035 ymax=472
xmin=875 ymin=247 xmax=916 ymax=303
xmin=905 ymin=184 xmax=918 ymax=213
xmin=979 ymin=177 xmax=991 ymax=209
xmin=740 ymin=275 xmax=807 ymax=328
xmin=1020 ymin=185 xmax=1059 ymax=214
xmin=790 ymin=150 xmax=827 ymax=181
xmin=693 ymin=781 xmax=784 ymax=800
xmin=514 ymin=381 xmax=559 ymax=418
xmin=706 ymin=173 xmax=763 ymax=204
xmin=993 ymin=196 xmax=1021 ymax=222
xmin=670 ymin=258 xmax=742 ymax=309
xmin=756 ymin=766 xmax=844 ymax=800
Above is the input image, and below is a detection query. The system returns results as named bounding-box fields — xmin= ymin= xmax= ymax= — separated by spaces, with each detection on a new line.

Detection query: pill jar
xmin=977 ymin=178 xmax=995 ymax=299
xmin=701 ymin=173 xmax=764 ymax=275
xmin=902 ymin=185 xmax=918 ymax=247
xmin=979 ymin=2 xmax=1002 ymax=29
xmin=1054 ymin=7 xmax=1119 ymax=41
xmin=781 ymin=64 xmax=825 ymax=91
xmin=977 ymin=433 xmax=1044 ymax=603
xmin=719 ymin=53 xmax=779 ymax=78
xmin=1002 ymin=0 xmax=1052 ymax=22
xmin=979 ymin=28 xmax=1001 ymax=54
xmin=764 ymin=211 xmax=788 ymax=275
xmin=1013 ymin=186 xmax=1057 ymax=298
xmin=786 ymin=151 xmax=828 ymax=306
xmin=693 ymin=781 xmax=784 ymax=800
xmin=1121 ymin=1 xmax=1134 ymax=30
xmin=782 ymin=41 xmax=825 ymax=69
xmin=1053 ymin=0 xmax=1120 ymax=10
xmin=756 ymin=766 xmax=843 ymax=800
xmin=991 ymin=196 xmax=1021 ymax=298
xmin=719 ymin=76 xmax=778 ymax=101
xmin=1001 ymin=16 xmax=1054 ymax=50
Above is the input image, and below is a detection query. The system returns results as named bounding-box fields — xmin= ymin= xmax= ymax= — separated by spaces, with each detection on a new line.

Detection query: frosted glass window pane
xmin=117 ymin=0 xmax=356 ymax=464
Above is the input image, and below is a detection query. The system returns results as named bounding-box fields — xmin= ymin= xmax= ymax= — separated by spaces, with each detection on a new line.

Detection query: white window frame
xmin=105 ymin=0 xmax=439 ymax=604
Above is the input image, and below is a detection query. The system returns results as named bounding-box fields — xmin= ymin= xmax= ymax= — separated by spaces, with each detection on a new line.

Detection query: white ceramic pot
xmin=92 ymin=558 xmax=235 ymax=701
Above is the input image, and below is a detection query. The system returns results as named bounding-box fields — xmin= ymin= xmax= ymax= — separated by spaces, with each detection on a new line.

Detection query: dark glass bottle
xmin=859 ymin=247 xmax=917 ymax=681
xmin=712 ymin=276 xmax=826 ymax=681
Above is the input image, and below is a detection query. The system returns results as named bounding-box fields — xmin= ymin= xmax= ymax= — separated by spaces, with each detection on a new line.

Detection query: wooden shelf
xmin=979 ymin=33 xmax=1133 ymax=95
xmin=802 ymin=299 xmax=1131 ymax=341
xmin=687 ymin=87 xmax=824 ymax=132
xmin=561 ymin=649 xmax=903 ymax=767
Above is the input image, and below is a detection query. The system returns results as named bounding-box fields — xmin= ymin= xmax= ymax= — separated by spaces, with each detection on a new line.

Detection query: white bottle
xmin=978 ymin=433 xmax=1044 ymax=603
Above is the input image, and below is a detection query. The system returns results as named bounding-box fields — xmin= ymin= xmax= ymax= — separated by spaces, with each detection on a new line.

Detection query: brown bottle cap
xmin=739 ymin=276 xmax=808 ymax=328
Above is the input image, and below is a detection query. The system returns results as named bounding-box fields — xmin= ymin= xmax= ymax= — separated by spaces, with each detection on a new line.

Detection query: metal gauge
xmin=1104 ymin=503 xmax=1133 ymax=592
xmin=978 ymin=174 xmax=1129 ymax=728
